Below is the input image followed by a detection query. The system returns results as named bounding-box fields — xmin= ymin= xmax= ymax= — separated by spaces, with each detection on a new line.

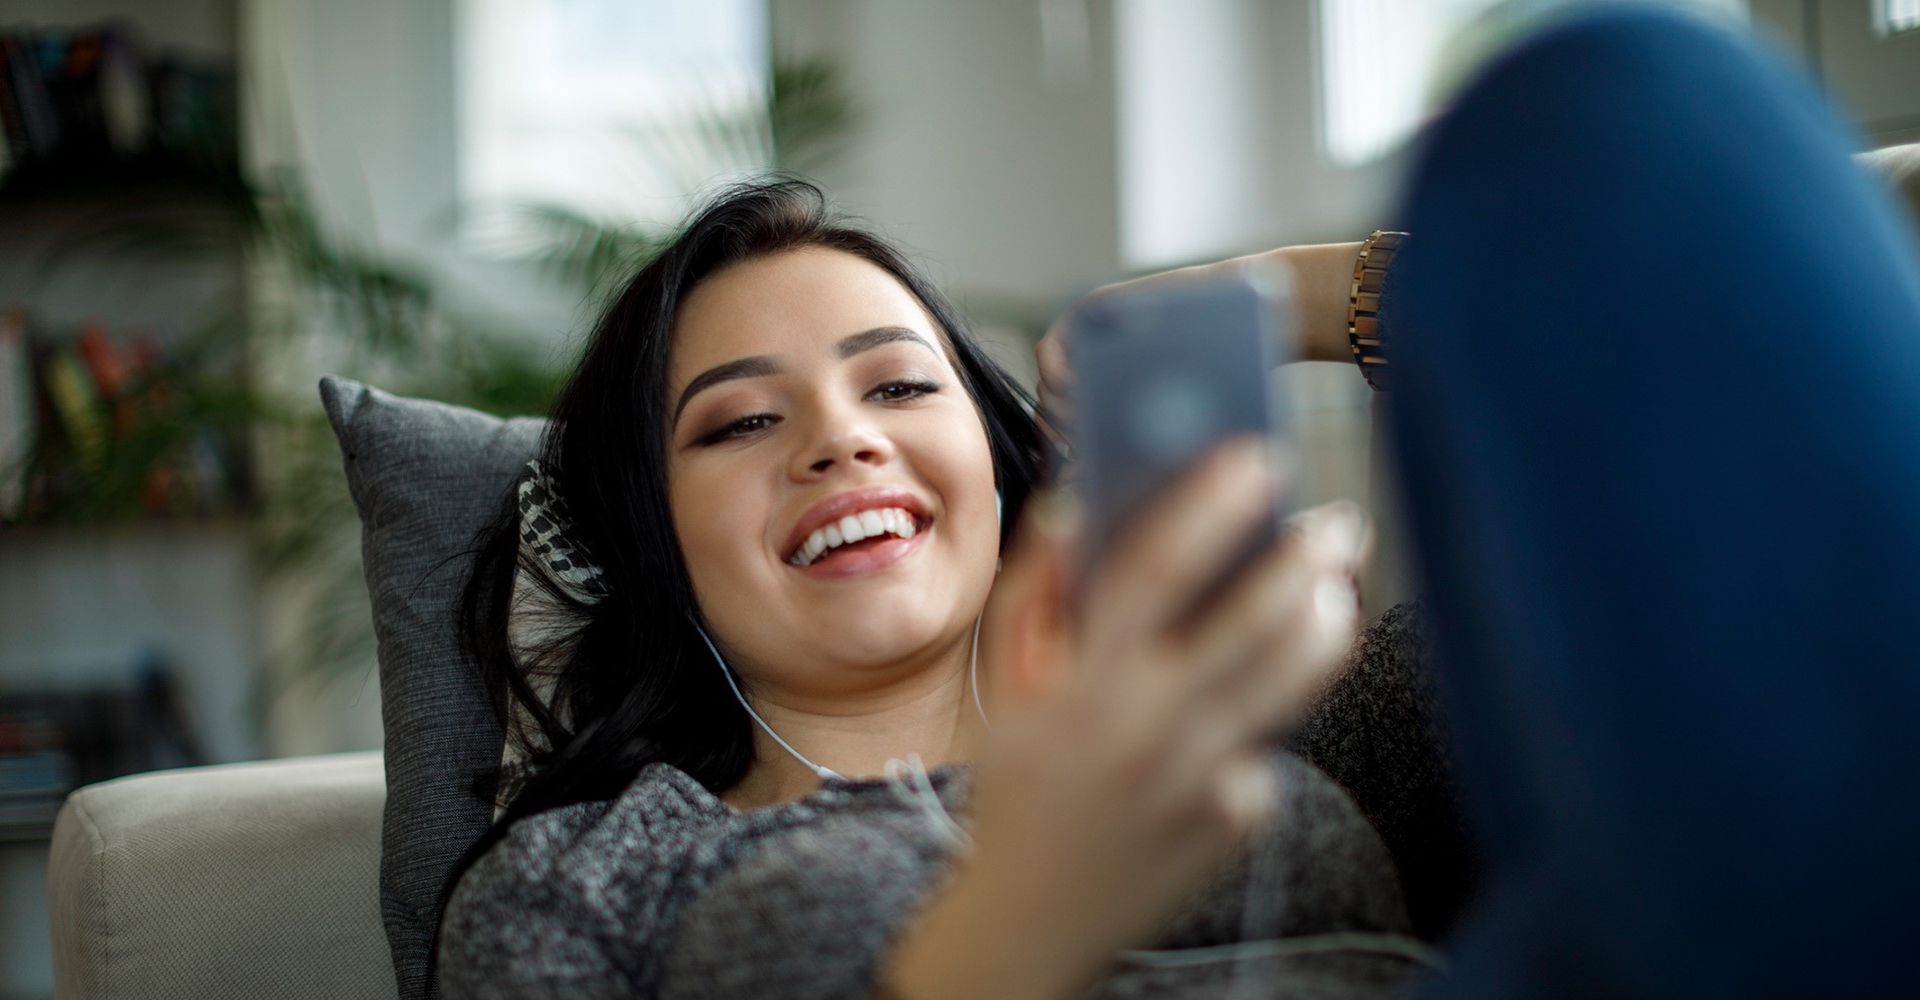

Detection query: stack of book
xmin=0 ymin=21 xmax=237 ymax=186
xmin=0 ymin=310 xmax=251 ymax=524
xmin=0 ymin=658 xmax=204 ymax=841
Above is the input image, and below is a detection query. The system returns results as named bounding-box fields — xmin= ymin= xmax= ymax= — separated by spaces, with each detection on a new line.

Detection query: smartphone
xmin=1065 ymin=267 xmax=1295 ymax=599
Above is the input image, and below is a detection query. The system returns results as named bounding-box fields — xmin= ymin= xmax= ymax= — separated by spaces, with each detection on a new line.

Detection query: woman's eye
xmin=870 ymin=379 xmax=941 ymax=403
xmin=699 ymin=413 xmax=780 ymax=445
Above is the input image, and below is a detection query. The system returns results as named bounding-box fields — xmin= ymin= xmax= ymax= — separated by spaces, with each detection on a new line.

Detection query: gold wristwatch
xmin=1347 ymin=230 xmax=1407 ymax=392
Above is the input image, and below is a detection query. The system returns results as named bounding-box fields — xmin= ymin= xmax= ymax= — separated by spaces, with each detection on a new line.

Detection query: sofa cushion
xmin=319 ymin=376 xmax=545 ymax=1000
xmin=48 ymin=752 xmax=393 ymax=999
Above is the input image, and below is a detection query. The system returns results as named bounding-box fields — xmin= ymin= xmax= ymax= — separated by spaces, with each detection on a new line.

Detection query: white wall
xmin=1116 ymin=0 xmax=1401 ymax=268
xmin=1815 ymin=0 xmax=1920 ymax=144
xmin=772 ymin=0 xmax=1124 ymax=306
xmin=1673 ymin=1 xmax=1919 ymax=144
xmin=242 ymin=0 xmax=582 ymax=342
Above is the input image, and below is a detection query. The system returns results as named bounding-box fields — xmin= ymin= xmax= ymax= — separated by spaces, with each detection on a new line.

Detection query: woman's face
xmin=665 ymin=247 xmax=1000 ymax=701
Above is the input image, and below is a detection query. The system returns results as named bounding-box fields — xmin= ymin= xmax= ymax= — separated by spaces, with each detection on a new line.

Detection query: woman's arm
xmin=875 ymin=857 xmax=1102 ymax=1000
xmin=1197 ymin=241 xmax=1367 ymax=364
xmin=876 ymin=465 xmax=1370 ymax=1000
xmin=1035 ymin=241 xmax=1366 ymax=437
xmin=1272 ymin=241 xmax=1370 ymax=363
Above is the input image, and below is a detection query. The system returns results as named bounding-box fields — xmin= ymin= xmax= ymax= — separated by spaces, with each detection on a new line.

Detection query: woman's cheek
xmin=672 ymin=470 xmax=759 ymax=598
xmin=921 ymin=434 xmax=998 ymax=564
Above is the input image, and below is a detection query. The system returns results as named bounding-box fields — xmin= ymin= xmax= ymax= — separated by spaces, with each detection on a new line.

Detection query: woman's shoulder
xmin=463 ymin=763 xmax=736 ymax=883
xmin=437 ymin=764 xmax=743 ymax=990
xmin=445 ymin=764 xmax=734 ymax=926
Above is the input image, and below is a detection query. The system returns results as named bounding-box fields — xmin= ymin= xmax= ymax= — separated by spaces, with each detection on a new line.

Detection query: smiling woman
xmin=435 ymin=180 xmax=1439 ymax=1000
xmin=450 ymin=181 xmax=1043 ymax=832
xmin=665 ymin=247 xmax=1004 ymax=806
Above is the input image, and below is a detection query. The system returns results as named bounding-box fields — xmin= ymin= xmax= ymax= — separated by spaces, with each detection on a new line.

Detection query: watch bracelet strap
xmin=1348 ymin=230 xmax=1407 ymax=392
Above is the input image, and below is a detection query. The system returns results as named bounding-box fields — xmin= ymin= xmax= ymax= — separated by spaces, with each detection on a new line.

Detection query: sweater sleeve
xmin=437 ymin=807 xmax=634 ymax=999
xmin=438 ymin=775 xmax=746 ymax=999
xmin=654 ymin=806 xmax=958 ymax=1000
xmin=438 ymin=767 xmax=966 ymax=1000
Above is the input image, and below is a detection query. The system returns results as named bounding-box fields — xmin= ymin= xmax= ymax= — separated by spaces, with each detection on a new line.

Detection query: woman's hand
xmin=880 ymin=442 xmax=1370 ymax=1000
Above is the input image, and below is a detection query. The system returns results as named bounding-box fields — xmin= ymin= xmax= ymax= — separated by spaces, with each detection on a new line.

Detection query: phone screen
xmin=1065 ymin=268 xmax=1295 ymax=597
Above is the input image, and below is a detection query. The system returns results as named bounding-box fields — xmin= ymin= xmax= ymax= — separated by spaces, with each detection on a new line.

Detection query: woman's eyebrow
xmin=673 ymin=327 xmax=936 ymax=426
xmin=835 ymin=325 xmax=935 ymax=359
xmin=674 ymin=355 xmax=782 ymax=424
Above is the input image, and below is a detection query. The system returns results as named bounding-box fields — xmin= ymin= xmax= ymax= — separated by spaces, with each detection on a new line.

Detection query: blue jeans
xmin=1385 ymin=6 xmax=1920 ymax=996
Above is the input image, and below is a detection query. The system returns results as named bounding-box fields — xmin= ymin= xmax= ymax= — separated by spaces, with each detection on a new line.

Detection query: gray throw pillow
xmin=319 ymin=375 xmax=546 ymax=1000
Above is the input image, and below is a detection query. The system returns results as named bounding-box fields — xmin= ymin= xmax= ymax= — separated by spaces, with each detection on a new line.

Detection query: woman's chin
xmin=790 ymin=608 xmax=962 ymax=671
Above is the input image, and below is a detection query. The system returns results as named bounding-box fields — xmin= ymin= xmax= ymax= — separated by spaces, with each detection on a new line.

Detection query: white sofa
xmin=46 ymin=752 xmax=396 ymax=999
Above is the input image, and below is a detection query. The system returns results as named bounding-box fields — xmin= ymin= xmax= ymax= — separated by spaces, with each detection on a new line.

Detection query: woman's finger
xmin=979 ymin=492 xmax=1078 ymax=711
xmin=1079 ymin=439 xmax=1280 ymax=666
xmin=1230 ymin=572 xmax=1360 ymax=737
xmin=1035 ymin=323 xmax=1075 ymax=443
xmin=1154 ymin=503 xmax=1364 ymax=753
xmin=1179 ymin=503 xmax=1364 ymax=681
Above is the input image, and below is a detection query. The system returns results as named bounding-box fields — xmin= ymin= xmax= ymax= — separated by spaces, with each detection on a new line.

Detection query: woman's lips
xmin=781 ymin=485 xmax=933 ymax=562
xmin=789 ymin=524 xmax=929 ymax=578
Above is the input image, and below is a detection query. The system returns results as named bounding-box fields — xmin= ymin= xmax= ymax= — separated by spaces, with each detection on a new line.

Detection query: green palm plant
xmin=510 ymin=55 xmax=863 ymax=299
xmin=254 ymin=54 xmax=865 ymax=706
xmin=15 ymin=53 xmax=866 ymax=744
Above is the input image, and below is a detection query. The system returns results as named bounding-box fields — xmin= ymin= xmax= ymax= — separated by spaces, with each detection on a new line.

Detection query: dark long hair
xmin=449 ymin=179 xmax=1046 ymax=883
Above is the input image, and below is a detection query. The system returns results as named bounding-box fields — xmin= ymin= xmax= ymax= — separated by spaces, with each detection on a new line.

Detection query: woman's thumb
xmin=981 ymin=490 xmax=1079 ymax=709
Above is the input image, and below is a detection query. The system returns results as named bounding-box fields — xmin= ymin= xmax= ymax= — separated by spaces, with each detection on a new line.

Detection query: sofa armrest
xmin=48 ymin=751 xmax=397 ymax=1000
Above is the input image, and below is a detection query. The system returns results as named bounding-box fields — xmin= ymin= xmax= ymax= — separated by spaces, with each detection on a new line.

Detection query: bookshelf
xmin=0 ymin=13 xmax=252 ymax=526
xmin=0 ymin=4 xmax=254 ymax=996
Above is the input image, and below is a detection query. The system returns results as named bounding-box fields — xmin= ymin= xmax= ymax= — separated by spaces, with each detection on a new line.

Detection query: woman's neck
xmin=719 ymin=648 xmax=989 ymax=812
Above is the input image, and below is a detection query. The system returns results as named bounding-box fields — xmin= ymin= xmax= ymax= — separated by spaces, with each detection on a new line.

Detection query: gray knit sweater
xmin=439 ymin=603 xmax=1470 ymax=999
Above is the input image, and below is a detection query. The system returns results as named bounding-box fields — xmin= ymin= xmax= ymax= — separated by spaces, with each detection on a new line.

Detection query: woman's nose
xmin=791 ymin=414 xmax=896 ymax=479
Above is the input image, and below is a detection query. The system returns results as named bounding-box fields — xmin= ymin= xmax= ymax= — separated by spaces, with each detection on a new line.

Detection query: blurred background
xmin=0 ymin=0 xmax=1913 ymax=995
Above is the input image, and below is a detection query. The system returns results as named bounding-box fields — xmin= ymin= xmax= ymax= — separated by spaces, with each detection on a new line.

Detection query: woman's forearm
xmin=1033 ymin=240 xmax=1366 ymax=428
xmin=1264 ymin=241 xmax=1366 ymax=364
xmin=1115 ymin=242 xmax=1363 ymax=365
xmin=876 ymin=855 xmax=1115 ymax=1000
xmin=1213 ymin=242 xmax=1365 ymax=364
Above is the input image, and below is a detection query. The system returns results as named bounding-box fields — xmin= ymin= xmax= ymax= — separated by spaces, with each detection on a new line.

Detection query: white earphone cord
xmin=691 ymin=619 xmax=1445 ymax=989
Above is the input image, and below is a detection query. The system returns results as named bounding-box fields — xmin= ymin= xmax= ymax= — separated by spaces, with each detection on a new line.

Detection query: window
xmin=456 ymin=0 xmax=770 ymax=235
xmin=1876 ymin=0 xmax=1920 ymax=36
xmin=1316 ymin=0 xmax=1750 ymax=166
xmin=1317 ymin=0 xmax=1505 ymax=165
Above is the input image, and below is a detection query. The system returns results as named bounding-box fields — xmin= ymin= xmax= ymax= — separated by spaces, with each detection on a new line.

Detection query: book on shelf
xmin=0 ymin=311 xmax=251 ymax=524
xmin=77 ymin=322 xmax=134 ymax=437
xmin=0 ymin=656 xmax=206 ymax=841
xmin=0 ymin=22 xmax=236 ymax=190
xmin=42 ymin=341 xmax=104 ymax=470
xmin=0 ymin=310 xmax=30 ymax=519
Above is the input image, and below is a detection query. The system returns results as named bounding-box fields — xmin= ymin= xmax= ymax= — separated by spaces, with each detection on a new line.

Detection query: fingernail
xmin=1313 ymin=574 xmax=1358 ymax=627
xmin=1319 ymin=501 xmax=1368 ymax=566
xmin=1219 ymin=437 xmax=1279 ymax=488
xmin=1213 ymin=435 xmax=1262 ymax=467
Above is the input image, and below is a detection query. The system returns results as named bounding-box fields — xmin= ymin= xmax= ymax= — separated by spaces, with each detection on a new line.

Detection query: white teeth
xmin=791 ymin=506 xmax=923 ymax=566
